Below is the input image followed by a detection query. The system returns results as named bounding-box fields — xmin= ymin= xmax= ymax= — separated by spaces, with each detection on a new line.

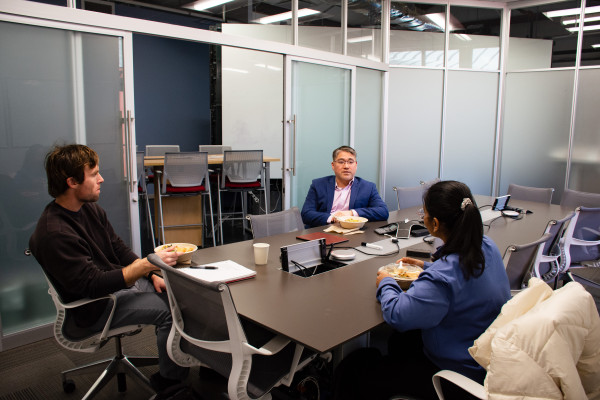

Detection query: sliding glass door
xmin=0 ymin=19 xmax=138 ymax=345
xmin=284 ymin=58 xmax=353 ymax=210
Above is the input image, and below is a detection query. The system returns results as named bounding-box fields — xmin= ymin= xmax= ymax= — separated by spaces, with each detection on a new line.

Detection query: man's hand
xmin=155 ymin=245 xmax=181 ymax=266
xmin=150 ymin=274 xmax=167 ymax=293
xmin=331 ymin=210 xmax=354 ymax=222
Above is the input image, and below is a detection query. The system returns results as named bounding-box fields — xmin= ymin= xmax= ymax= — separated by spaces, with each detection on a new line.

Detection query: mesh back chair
xmin=507 ymin=183 xmax=554 ymax=204
xmin=533 ymin=211 xmax=577 ymax=287
xmin=392 ymin=185 xmax=424 ymax=210
xmin=392 ymin=179 xmax=439 ymax=210
xmin=218 ymin=150 xmax=268 ymax=244
xmin=247 ymin=207 xmax=304 ymax=239
xmin=147 ymin=254 xmax=319 ymax=400
xmin=199 ymin=145 xmax=232 ymax=154
xmin=503 ymin=232 xmax=555 ymax=295
xmin=560 ymin=188 xmax=600 ymax=208
xmin=31 ymin=256 xmax=158 ymax=399
xmin=136 ymin=151 xmax=155 ymax=247
xmin=145 ymin=145 xmax=180 ymax=157
xmin=157 ymin=152 xmax=216 ymax=247
xmin=560 ymin=206 xmax=600 ymax=270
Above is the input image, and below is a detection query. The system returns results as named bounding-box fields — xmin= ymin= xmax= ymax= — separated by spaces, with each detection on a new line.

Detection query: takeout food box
xmin=379 ymin=263 xmax=423 ymax=290
xmin=336 ymin=216 xmax=368 ymax=229
xmin=154 ymin=243 xmax=198 ymax=264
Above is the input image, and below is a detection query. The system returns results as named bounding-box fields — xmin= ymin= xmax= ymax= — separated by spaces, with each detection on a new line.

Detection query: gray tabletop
xmin=190 ymin=195 xmax=575 ymax=353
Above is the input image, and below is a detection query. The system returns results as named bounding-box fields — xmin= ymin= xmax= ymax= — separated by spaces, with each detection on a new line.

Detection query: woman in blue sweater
xmin=333 ymin=180 xmax=510 ymax=400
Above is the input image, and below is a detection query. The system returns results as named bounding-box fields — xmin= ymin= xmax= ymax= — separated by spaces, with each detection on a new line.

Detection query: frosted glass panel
xmin=500 ymin=70 xmax=574 ymax=201
xmin=0 ymin=22 xmax=129 ymax=337
xmin=385 ymin=68 xmax=442 ymax=210
xmin=570 ymin=69 xmax=600 ymax=193
xmin=354 ymin=68 xmax=383 ymax=186
xmin=290 ymin=62 xmax=350 ymax=209
xmin=221 ymin=47 xmax=283 ymax=180
xmin=390 ymin=30 xmax=445 ymax=67
xmin=444 ymin=71 xmax=498 ymax=195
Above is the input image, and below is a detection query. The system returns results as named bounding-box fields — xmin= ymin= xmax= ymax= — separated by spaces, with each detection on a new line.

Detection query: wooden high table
xmin=144 ymin=154 xmax=280 ymax=246
xmin=185 ymin=195 xmax=575 ymax=353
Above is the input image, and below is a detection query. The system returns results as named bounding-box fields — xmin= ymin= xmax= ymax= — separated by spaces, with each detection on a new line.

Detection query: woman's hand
xmin=376 ymin=269 xmax=393 ymax=287
xmin=396 ymin=256 xmax=425 ymax=268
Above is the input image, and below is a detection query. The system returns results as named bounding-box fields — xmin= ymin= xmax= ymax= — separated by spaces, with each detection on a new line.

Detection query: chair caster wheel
xmin=63 ymin=379 xmax=76 ymax=393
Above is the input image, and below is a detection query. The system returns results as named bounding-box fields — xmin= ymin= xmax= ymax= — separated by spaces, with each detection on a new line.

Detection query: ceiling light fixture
xmin=592 ymin=44 xmax=600 ymax=48
xmin=347 ymin=35 xmax=373 ymax=43
xmin=544 ymin=5 xmax=600 ymax=18
xmin=256 ymin=8 xmax=320 ymax=24
xmin=183 ymin=0 xmax=235 ymax=11
xmin=561 ymin=16 xmax=600 ymax=25
xmin=567 ymin=24 xmax=600 ymax=32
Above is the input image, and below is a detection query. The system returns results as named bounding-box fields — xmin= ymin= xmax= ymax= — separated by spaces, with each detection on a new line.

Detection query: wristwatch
xmin=147 ymin=271 xmax=161 ymax=280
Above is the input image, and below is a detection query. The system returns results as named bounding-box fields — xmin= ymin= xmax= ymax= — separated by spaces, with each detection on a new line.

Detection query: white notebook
xmin=181 ymin=260 xmax=256 ymax=283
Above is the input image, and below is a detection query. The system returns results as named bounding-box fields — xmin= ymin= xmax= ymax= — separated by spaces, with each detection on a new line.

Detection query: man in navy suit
xmin=301 ymin=146 xmax=389 ymax=227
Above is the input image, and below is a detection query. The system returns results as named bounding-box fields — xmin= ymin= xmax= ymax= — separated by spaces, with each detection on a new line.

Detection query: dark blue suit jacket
xmin=301 ymin=176 xmax=389 ymax=227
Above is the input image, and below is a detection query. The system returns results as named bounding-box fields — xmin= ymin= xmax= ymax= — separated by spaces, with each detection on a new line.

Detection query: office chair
xmin=145 ymin=145 xmax=180 ymax=157
xmin=157 ymin=152 xmax=216 ymax=247
xmin=533 ymin=212 xmax=577 ymax=288
xmin=147 ymin=253 xmax=320 ymax=400
xmin=136 ymin=151 xmax=155 ymax=247
xmin=247 ymin=207 xmax=304 ymax=239
xmin=392 ymin=185 xmax=423 ymax=210
xmin=506 ymin=183 xmax=554 ymax=204
xmin=199 ymin=145 xmax=232 ymax=154
xmin=502 ymin=232 xmax=555 ymax=295
xmin=560 ymin=206 xmax=600 ymax=271
xmin=560 ymin=188 xmax=600 ymax=208
xmin=434 ymin=278 xmax=600 ymax=399
xmin=32 ymin=258 xmax=158 ymax=399
xmin=217 ymin=150 xmax=268 ymax=244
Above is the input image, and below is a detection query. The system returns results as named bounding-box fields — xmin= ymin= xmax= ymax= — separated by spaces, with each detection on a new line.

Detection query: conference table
xmin=185 ymin=195 xmax=575 ymax=354
xmin=144 ymin=154 xmax=280 ymax=245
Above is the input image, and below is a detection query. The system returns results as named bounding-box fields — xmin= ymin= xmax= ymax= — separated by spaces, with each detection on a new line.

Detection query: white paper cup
xmin=253 ymin=243 xmax=270 ymax=265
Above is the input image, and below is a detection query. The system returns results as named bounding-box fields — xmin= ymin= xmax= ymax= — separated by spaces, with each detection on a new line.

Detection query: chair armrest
xmin=432 ymin=370 xmax=486 ymax=400
xmin=252 ymin=335 xmax=291 ymax=356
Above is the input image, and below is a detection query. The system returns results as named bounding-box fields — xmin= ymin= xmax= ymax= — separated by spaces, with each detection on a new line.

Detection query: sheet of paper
xmin=180 ymin=260 xmax=256 ymax=283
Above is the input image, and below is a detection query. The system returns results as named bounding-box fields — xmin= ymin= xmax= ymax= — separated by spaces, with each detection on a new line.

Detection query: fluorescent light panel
xmin=562 ymin=15 xmax=600 ymax=25
xmin=347 ymin=35 xmax=373 ymax=43
xmin=183 ymin=0 xmax=234 ymax=11
xmin=593 ymin=44 xmax=600 ymax=48
xmin=544 ymin=5 xmax=600 ymax=18
xmin=567 ymin=24 xmax=600 ymax=31
xmin=256 ymin=8 xmax=320 ymax=24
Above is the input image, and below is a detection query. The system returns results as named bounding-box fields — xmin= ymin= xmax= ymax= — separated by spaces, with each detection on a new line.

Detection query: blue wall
xmin=132 ymin=34 xmax=212 ymax=152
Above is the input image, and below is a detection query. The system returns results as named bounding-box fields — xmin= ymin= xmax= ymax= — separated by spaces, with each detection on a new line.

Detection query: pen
xmin=361 ymin=242 xmax=383 ymax=250
xmin=189 ymin=265 xmax=218 ymax=270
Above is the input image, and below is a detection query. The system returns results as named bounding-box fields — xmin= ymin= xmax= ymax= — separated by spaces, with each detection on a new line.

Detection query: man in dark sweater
xmin=29 ymin=144 xmax=188 ymax=392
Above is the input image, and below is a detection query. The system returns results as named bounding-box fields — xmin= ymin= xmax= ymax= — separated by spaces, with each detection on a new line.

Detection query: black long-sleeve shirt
xmin=30 ymin=201 xmax=138 ymax=327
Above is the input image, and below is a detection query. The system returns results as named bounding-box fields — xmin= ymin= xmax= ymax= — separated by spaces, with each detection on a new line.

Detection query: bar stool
xmin=217 ymin=150 xmax=267 ymax=244
xmin=136 ymin=151 xmax=155 ymax=247
xmin=157 ymin=152 xmax=216 ymax=247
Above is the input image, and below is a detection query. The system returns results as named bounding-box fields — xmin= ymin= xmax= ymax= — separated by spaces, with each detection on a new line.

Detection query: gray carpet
xmin=0 ymin=326 xmax=235 ymax=400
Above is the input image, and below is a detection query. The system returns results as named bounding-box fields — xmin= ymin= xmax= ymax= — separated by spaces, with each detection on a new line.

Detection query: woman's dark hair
xmin=424 ymin=180 xmax=484 ymax=280
xmin=45 ymin=144 xmax=98 ymax=198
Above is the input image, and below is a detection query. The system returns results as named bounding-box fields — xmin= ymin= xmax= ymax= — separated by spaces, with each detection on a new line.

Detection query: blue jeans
xmin=91 ymin=278 xmax=189 ymax=381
